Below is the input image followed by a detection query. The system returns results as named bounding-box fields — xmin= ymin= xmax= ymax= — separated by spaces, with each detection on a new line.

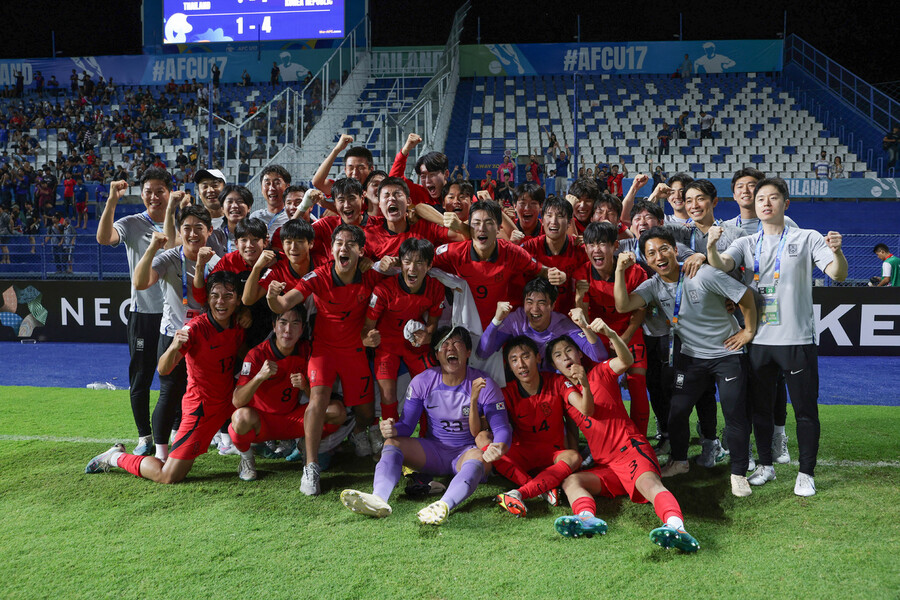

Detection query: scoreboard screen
xmin=163 ymin=0 xmax=345 ymax=44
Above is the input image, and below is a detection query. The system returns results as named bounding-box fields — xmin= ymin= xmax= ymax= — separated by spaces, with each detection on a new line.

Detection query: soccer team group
xmin=84 ymin=132 xmax=847 ymax=553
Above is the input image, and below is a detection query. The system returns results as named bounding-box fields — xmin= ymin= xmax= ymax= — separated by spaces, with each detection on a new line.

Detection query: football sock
xmin=440 ymin=459 xmax=484 ymax=511
xmin=519 ymin=461 xmax=573 ymax=499
xmin=494 ymin=459 xmax=530 ymax=488
xmin=109 ymin=451 xmax=125 ymax=468
xmin=626 ymin=373 xmax=650 ymax=437
xmin=372 ymin=444 xmax=403 ymax=501
xmin=228 ymin=424 xmax=255 ymax=453
xmin=774 ymin=424 xmax=785 ymax=435
xmin=653 ymin=490 xmax=684 ymax=525
xmin=571 ymin=496 xmax=596 ymax=518
xmin=380 ymin=402 xmax=399 ymax=421
xmin=239 ymin=448 xmax=254 ymax=460
xmin=155 ymin=444 xmax=168 ymax=461
xmin=117 ymin=454 xmax=146 ymax=478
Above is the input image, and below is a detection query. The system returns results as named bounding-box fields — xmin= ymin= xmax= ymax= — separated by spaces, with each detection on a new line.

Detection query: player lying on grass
xmin=547 ymin=324 xmax=700 ymax=552
xmin=339 ymin=326 xmax=512 ymax=526
xmin=227 ymin=305 xmax=351 ymax=481
xmin=85 ymin=272 xmax=247 ymax=484
xmin=491 ymin=335 xmax=588 ymax=517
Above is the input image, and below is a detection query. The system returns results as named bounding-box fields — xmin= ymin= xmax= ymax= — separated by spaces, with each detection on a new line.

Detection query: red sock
xmin=228 ymin=424 xmax=256 ymax=453
xmin=381 ymin=402 xmax=399 ymax=421
xmin=626 ymin=373 xmax=650 ymax=437
xmin=493 ymin=457 xmax=530 ymax=488
xmin=571 ymin=496 xmax=596 ymax=516
xmin=652 ymin=490 xmax=683 ymax=524
xmin=323 ymin=422 xmax=339 ymax=437
xmin=519 ymin=461 xmax=573 ymax=499
xmin=117 ymin=454 xmax=146 ymax=478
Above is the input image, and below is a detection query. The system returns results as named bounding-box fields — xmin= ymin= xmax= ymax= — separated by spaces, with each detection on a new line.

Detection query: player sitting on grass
xmin=85 ymin=272 xmax=247 ymax=484
xmin=339 ymin=326 xmax=511 ymax=526
xmin=228 ymin=305 xmax=351 ymax=481
xmin=547 ymin=323 xmax=700 ymax=552
xmin=492 ymin=335 xmax=587 ymax=517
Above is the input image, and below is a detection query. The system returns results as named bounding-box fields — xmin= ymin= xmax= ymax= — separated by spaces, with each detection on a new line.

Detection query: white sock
xmin=155 ymin=444 xmax=168 ymax=461
xmin=239 ymin=448 xmax=254 ymax=459
xmin=220 ymin=431 xmax=232 ymax=446
xmin=109 ymin=452 xmax=124 ymax=468
xmin=666 ymin=516 xmax=685 ymax=530
xmin=577 ymin=510 xmax=595 ymax=518
xmin=774 ymin=425 xmax=786 ymax=435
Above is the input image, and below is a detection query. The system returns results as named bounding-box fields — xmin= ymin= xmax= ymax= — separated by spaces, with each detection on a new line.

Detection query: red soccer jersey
xmin=503 ymin=372 xmax=576 ymax=447
xmin=515 ymin=218 xmax=542 ymax=239
xmin=366 ymin=275 xmax=445 ymax=353
xmin=566 ymin=360 xmax=642 ymax=461
xmin=193 ymin=250 xmax=253 ymax=304
xmin=179 ymin=313 xmax=245 ymax=409
xmin=309 ymin=214 xmax=372 ymax=267
xmin=389 ymin=151 xmax=439 ymax=207
xmin=607 ymin=173 xmax=625 ymax=197
xmin=258 ymin=255 xmax=310 ymax=291
xmin=517 ymin=234 xmax=581 ymax=313
xmin=363 ymin=216 xmax=451 ymax=260
xmin=238 ymin=334 xmax=311 ymax=416
xmin=432 ymin=239 xmax=543 ymax=330
xmin=573 ymin=262 xmax=647 ymax=335
xmin=293 ymin=264 xmax=385 ymax=349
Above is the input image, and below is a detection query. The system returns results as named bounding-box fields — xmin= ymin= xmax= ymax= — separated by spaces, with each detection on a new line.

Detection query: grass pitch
xmin=1 ymin=386 xmax=898 ymax=599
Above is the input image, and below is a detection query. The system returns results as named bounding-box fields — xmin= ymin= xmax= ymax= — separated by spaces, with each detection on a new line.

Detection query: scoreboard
xmin=163 ymin=0 xmax=345 ymax=44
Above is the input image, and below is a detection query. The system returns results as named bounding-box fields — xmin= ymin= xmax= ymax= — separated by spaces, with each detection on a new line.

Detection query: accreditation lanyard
xmin=689 ymin=220 xmax=721 ymax=252
xmin=141 ymin=211 xmax=163 ymax=233
xmin=223 ymin=223 xmax=233 ymax=253
xmin=735 ymin=215 xmax=764 ymax=234
xmin=753 ymin=227 xmax=789 ymax=288
xmin=667 ymin=268 xmax=685 ymax=367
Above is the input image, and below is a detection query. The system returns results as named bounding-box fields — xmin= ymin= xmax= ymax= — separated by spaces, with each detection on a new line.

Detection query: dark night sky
xmin=0 ymin=1 xmax=895 ymax=84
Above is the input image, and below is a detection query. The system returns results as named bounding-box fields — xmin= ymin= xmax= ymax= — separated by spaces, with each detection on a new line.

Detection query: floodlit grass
xmin=1 ymin=387 xmax=898 ymax=599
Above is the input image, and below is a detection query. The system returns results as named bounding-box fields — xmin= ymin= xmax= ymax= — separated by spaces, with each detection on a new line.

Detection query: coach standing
xmin=706 ymin=177 xmax=847 ymax=497
xmin=96 ymin=169 xmax=175 ymax=456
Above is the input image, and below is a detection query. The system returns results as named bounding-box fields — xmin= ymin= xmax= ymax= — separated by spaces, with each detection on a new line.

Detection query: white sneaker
xmin=794 ymin=472 xmax=816 ymax=497
xmin=748 ymin=465 xmax=776 ymax=486
xmin=218 ymin=442 xmax=240 ymax=456
xmin=730 ymin=474 xmax=752 ymax=497
xmin=697 ymin=438 xmax=725 ymax=468
xmin=238 ymin=455 xmax=257 ymax=481
xmin=274 ymin=439 xmax=295 ymax=458
xmin=660 ymin=460 xmax=689 ymax=478
xmin=300 ymin=462 xmax=321 ymax=496
xmin=211 ymin=431 xmax=223 ymax=449
xmin=367 ymin=424 xmax=384 ymax=455
xmin=772 ymin=431 xmax=790 ymax=464
xmin=417 ymin=500 xmax=450 ymax=525
xmin=350 ymin=430 xmax=372 ymax=457
xmin=340 ymin=489 xmax=392 ymax=517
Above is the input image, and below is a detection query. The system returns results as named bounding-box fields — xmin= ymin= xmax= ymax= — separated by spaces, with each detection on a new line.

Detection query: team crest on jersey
xmin=688 ymin=290 xmax=700 ymax=304
xmin=495 ymin=401 xmax=506 ymax=411
xmin=136 ymin=338 xmax=144 ymax=350
xmin=369 ymin=294 xmax=379 ymax=308
xmin=436 ymin=244 xmax=449 ymax=255
xmin=564 ymin=381 xmax=574 ymax=388
xmin=788 ymin=244 xmax=798 ymax=256
xmin=241 ymin=362 xmax=252 ymax=376
xmin=462 ymin=405 xmax=470 ymax=416
xmin=302 ymin=271 xmax=317 ymax=281
xmin=540 ymin=402 xmax=552 ymax=416
xmin=675 ymin=373 xmax=685 ymax=388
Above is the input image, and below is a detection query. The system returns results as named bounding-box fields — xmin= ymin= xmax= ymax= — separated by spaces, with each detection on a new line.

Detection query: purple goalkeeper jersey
xmin=397 ymin=366 xmax=512 ymax=448
xmin=475 ymin=309 xmax=607 ymax=366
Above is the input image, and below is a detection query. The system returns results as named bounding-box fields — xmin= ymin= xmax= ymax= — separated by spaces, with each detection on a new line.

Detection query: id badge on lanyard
xmin=754 ymin=228 xmax=788 ymax=327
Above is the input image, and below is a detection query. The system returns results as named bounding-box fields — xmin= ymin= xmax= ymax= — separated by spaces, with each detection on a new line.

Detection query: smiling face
xmin=549 ymin=339 xmax=583 ymax=379
xmin=345 ymin=156 xmax=371 ymax=183
xmin=400 ymin=250 xmax=430 ymax=291
xmin=284 ymin=190 xmax=304 ymax=220
xmin=261 ymin=173 xmax=286 ymax=211
xmin=573 ymin=195 xmax=594 ymax=224
xmin=469 ymin=208 xmax=499 ymax=254
xmin=591 ymin=201 xmax=619 ymax=225
xmin=754 ymin=184 xmax=789 ymax=223
xmin=282 ymin=236 xmax=310 ymax=266
xmin=222 ymin=191 xmax=250 ymax=226
xmin=179 ymin=216 xmax=210 ymax=254
xmin=435 ymin=333 xmax=470 ymax=378
xmin=442 ymin=183 xmax=471 ymax=222
xmin=237 ymin=234 xmax=264 ymax=266
xmin=378 ymin=184 xmax=408 ymax=226
xmin=197 ymin=178 xmax=224 ymax=212
xmin=365 ymin=174 xmax=386 ymax=206
xmin=668 ymin=181 xmax=686 ymax=212
xmin=507 ymin=344 xmax=540 ymax=385
xmin=642 ymin=237 xmax=679 ymax=280
xmin=207 ymin=282 xmax=239 ymax=326
xmin=273 ymin=309 xmax=304 ymax=349
xmin=630 ymin=209 xmax=661 ymax=237
xmin=331 ymin=229 xmax=361 ymax=273
xmin=523 ymin=291 xmax=553 ymax=332
xmin=417 ymin=165 xmax=447 ymax=200
xmin=542 ymin=206 xmax=569 ymax=242
xmin=684 ymin=187 xmax=717 ymax=225
xmin=732 ymin=176 xmax=757 ymax=210
xmin=515 ymin=193 xmax=541 ymax=231
xmin=334 ymin=190 xmax=363 ymax=225
xmin=584 ymin=238 xmax=617 ymax=275
xmin=141 ymin=178 xmax=170 ymax=221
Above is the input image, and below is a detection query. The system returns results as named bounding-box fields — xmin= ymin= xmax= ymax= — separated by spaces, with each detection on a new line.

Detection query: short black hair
xmin=430 ymin=325 xmax=472 ymax=355
xmin=272 ymin=302 xmax=309 ymax=335
xmin=376 ymin=176 xmax=410 ymax=200
xmin=567 ymin=178 xmax=600 ymax=203
xmin=469 ymin=199 xmax=502 ymax=225
xmin=667 ymin=172 xmax=694 ymax=187
xmin=284 ymin=184 xmax=309 ymax=198
xmin=753 ymin=177 xmax=789 ymax=201
xmin=178 ymin=204 xmax=212 ymax=229
xmin=730 ymin=167 xmax=765 ymax=191
xmin=638 ymin=226 xmax=677 ymax=257
xmin=363 ymin=169 xmax=388 ymax=190
xmin=874 ymin=243 xmax=890 ymax=254
xmin=261 ymin=164 xmax=291 ymax=184
xmin=685 ymin=179 xmax=717 ymax=200
xmin=415 ymin=151 xmax=449 ymax=174
xmin=345 ymin=146 xmax=374 ymax=167
xmin=331 ymin=176 xmax=364 ymax=199
xmin=630 ymin=199 xmax=664 ymax=221
xmin=205 ymin=270 xmax=242 ymax=303
xmin=140 ymin=167 xmax=172 ymax=191
xmin=523 ymin=277 xmax=558 ymax=304
xmin=515 ymin=182 xmax=545 ymax=205
xmin=596 ymin=193 xmax=623 ymax=219
xmin=583 ymin=221 xmax=618 ymax=245
xmin=458 ymin=181 xmax=474 ymax=197
xmin=332 ymin=223 xmax=366 ymax=247
xmin=399 ymin=237 xmax=435 ymax=264
xmin=545 ymin=334 xmax=579 ymax=368
xmin=235 ymin=217 xmax=267 ymax=240
xmin=542 ymin=195 xmax=573 ymax=220
xmin=280 ymin=218 xmax=314 ymax=243
xmin=218 ymin=184 xmax=253 ymax=210
xmin=503 ymin=334 xmax=540 ymax=367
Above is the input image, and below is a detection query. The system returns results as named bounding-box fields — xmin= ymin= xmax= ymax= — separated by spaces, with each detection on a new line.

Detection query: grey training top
xmin=112 ymin=212 xmax=165 ymax=314
xmin=151 ymin=246 xmax=221 ymax=336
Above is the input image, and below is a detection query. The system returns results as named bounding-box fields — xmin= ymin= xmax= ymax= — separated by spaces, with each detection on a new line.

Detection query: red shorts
xmin=374 ymin=345 xmax=435 ymax=381
xmin=255 ymin=404 xmax=340 ymax=441
xmin=76 ymin=202 xmax=87 ymax=214
xmin=583 ymin=442 xmax=660 ymax=503
xmin=492 ymin=442 xmax=567 ymax=481
xmin=307 ymin=344 xmax=374 ymax=407
xmin=169 ymin=399 xmax=235 ymax=461
xmin=602 ymin=331 xmax=647 ymax=370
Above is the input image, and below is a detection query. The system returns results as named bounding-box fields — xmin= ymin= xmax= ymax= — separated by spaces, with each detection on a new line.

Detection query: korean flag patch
xmin=241 ymin=362 xmax=252 ymax=376
xmin=495 ymin=401 xmax=506 ymax=411
xmin=436 ymin=244 xmax=449 ymax=255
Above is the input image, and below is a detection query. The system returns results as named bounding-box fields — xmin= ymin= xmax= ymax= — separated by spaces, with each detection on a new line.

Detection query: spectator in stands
xmin=499 ymin=155 xmax=516 ymax=185
xmin=450 ymin=164 xmax=469 ymax=183
xmin=47 ymin=75 xmax=59 ymax=95
xmin=651 ymin=164 xmax=666 ymax=187
xmin=242 ymin=70 xmax=251 ymax=86
xmin=545 ymin=169 xmax=556 ymax=197
xmin=33 ymin=71 xmax=44 ymax=97
xmin=658 ymin=123 xmax=672 ymax=160
xmin=211 ymin=64 xmax=221 ymax=88
xmin=874 ymin=243 xmax=900 ymax=287
xmin=831 ymin=156 xmax=844 ymax=179
xmin=883 ymin=125 xmax=899 ymax=170
xmin=74 ymin=177 xmax=88 ymax=230
xmin=238 ymin=159 xmax=250 ymax=185
xmin=593 ymin=164 xmax=609 ymax=193
xmin=699 ymin=111 xmax=714 ymax=139
xmin=528 ymin=152 xmax=542 ymax=185
xmin=607 ymin=159 xmax=627 ymax=198
xmin=813 ymin=150 xmax=831 ymax=180
xmin=271 ymin=62 xmax=281 ymax=87
xmin=62 ymin=172 xmax=75 ymax=219
xmin=553 ymin=144 xmax=571 ymax=195
xmin=678 ymin=54 xmax=693 ymax=78
xmin=480 ymin=170 xmax=496 ymax=200
xmin=23 ymin=200 xmax=39 ymax=253
xmin=0 ymin=204 xmax=11 ymax=263
xmin=14 ymin=70 xmax=24 ymax=98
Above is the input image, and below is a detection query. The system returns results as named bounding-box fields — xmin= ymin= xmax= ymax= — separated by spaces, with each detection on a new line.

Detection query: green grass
xmin=1 ymin=386 xmax=898 ymax=599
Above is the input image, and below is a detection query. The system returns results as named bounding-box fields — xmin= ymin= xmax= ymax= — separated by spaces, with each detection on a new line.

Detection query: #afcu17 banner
xmin=459 ymin=40 xmax=784 ymax=77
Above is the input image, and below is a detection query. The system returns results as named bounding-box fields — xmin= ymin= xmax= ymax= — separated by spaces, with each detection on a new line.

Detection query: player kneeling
xmin=547 ymin=323 xmax=700 ymax=552
xmin=340 ymin=326 xmax=511 ymax=525
xmin=85 ymin=272 xmax=246 ymax=484
xmin=228 ymin=305 xmax=352 ymax=481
